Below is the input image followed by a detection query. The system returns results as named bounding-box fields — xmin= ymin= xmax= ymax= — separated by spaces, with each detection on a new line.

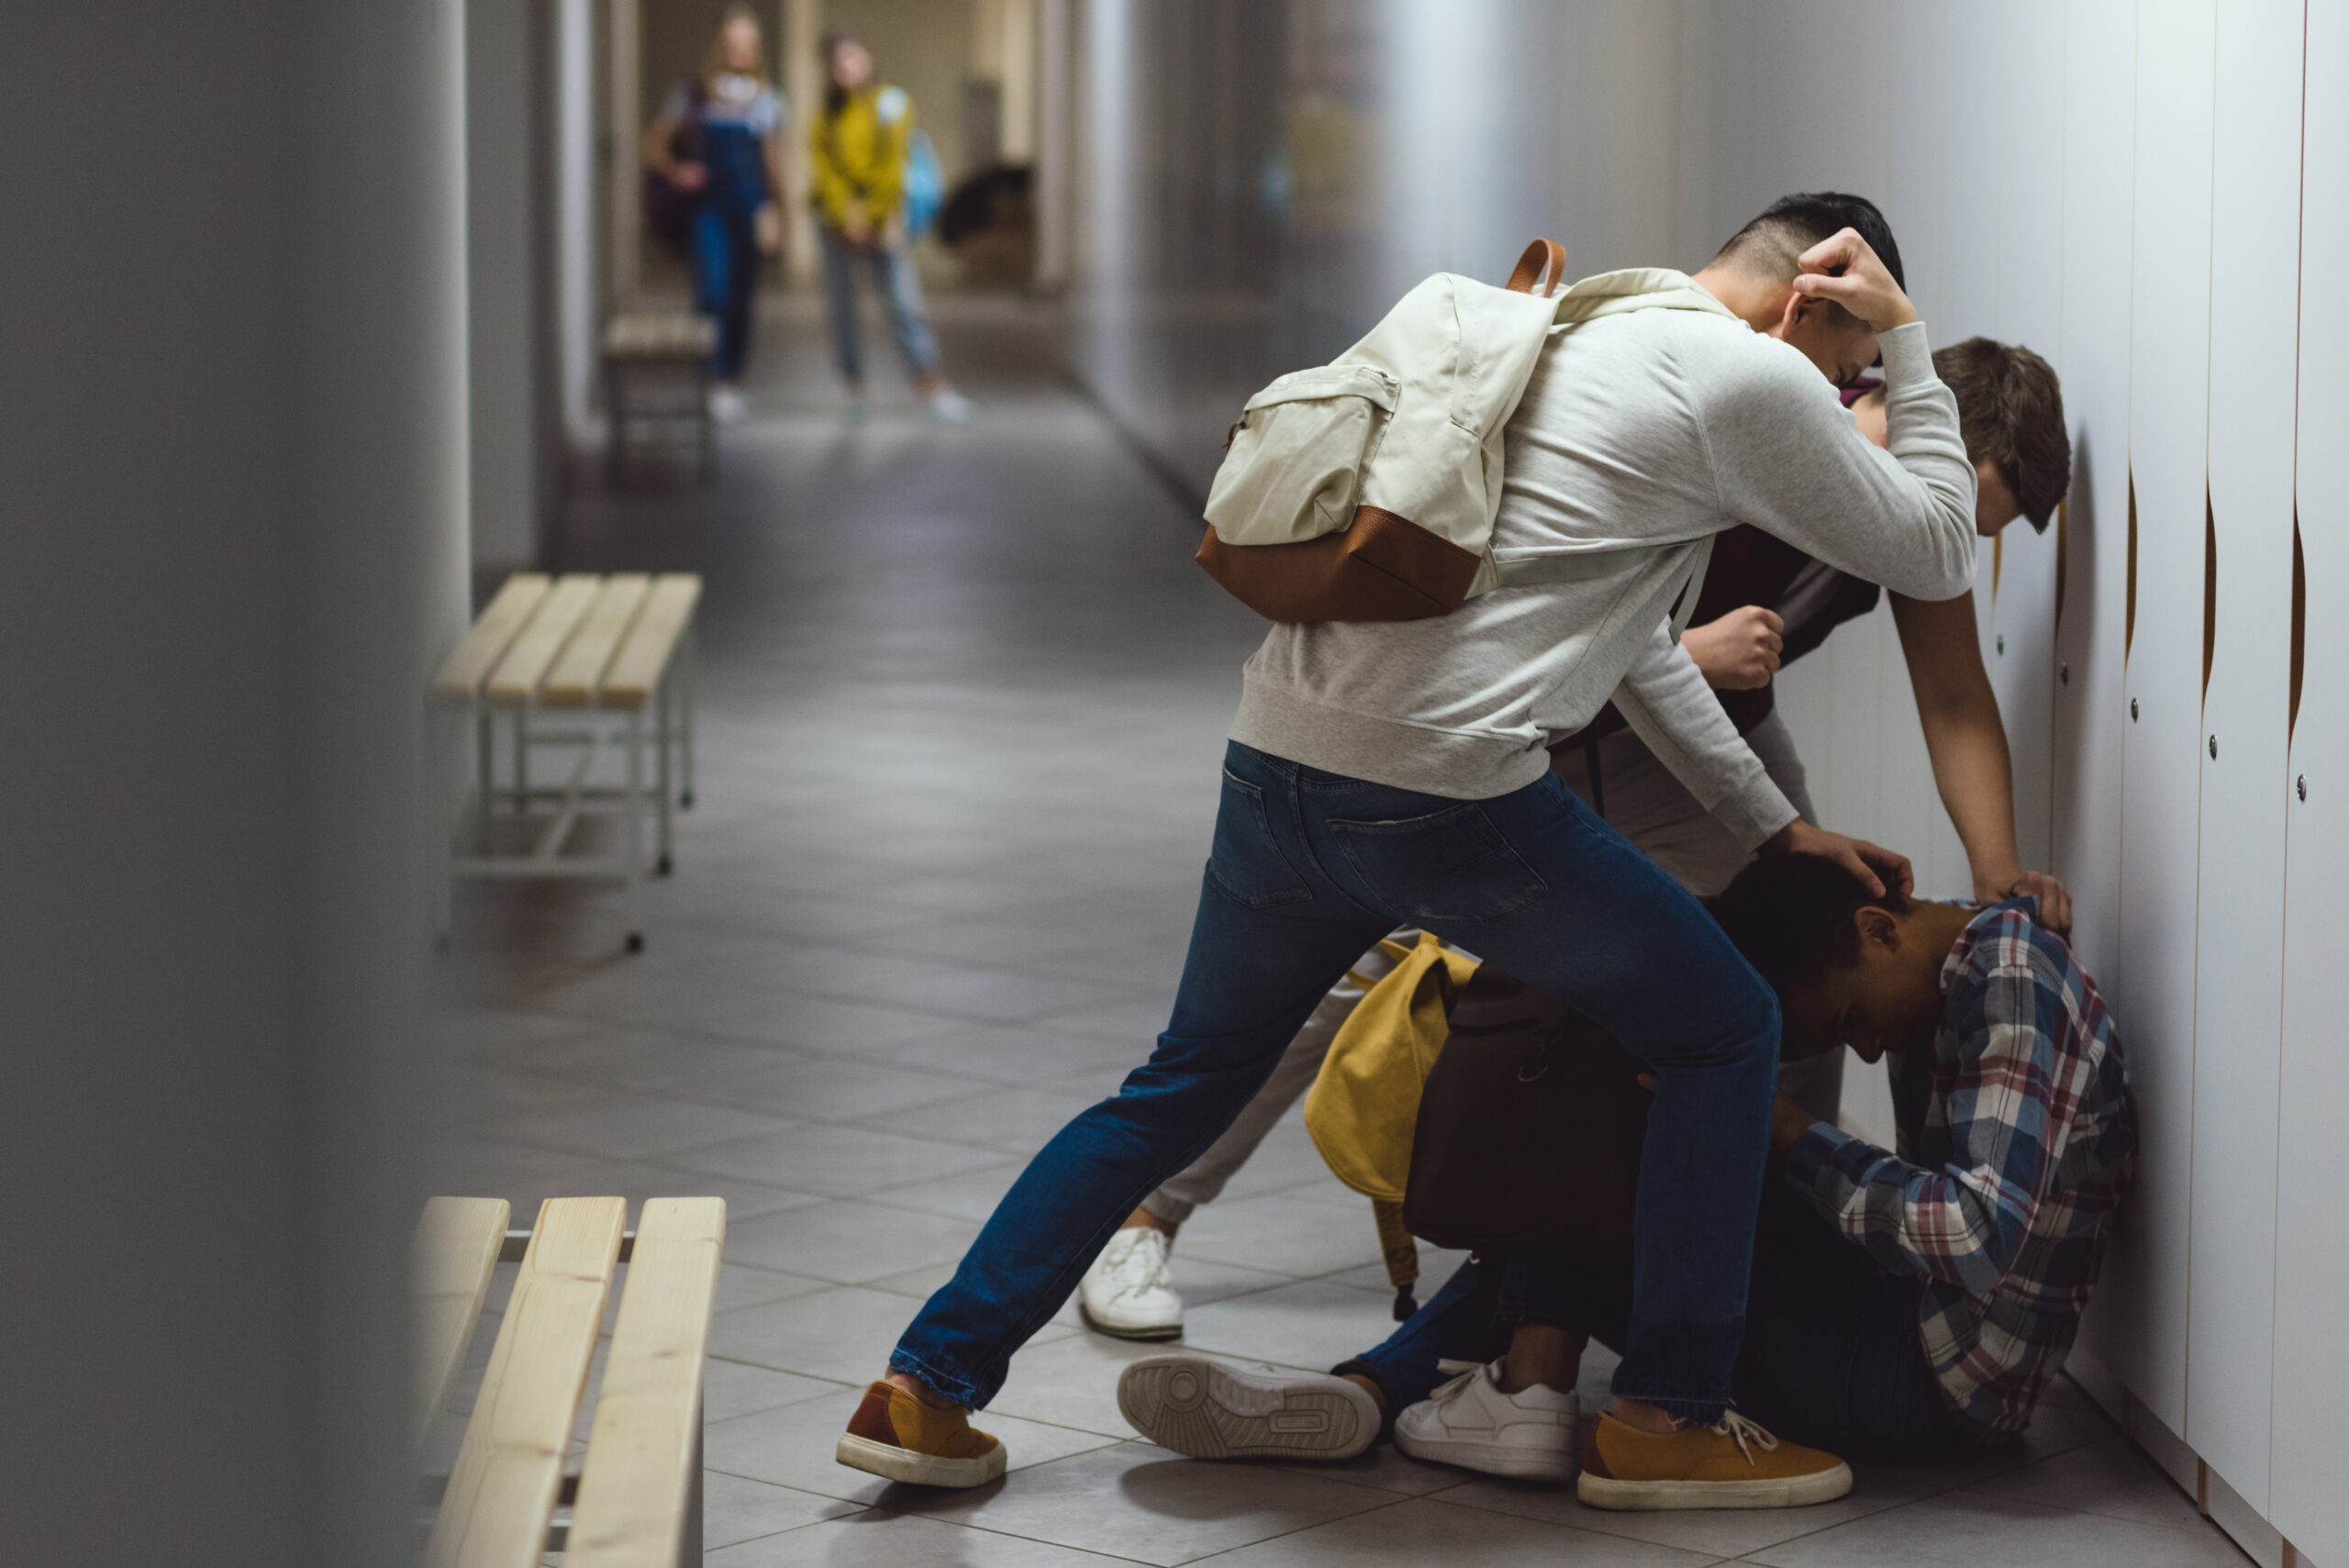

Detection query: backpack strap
xmin=1505 ymin=239 xmax=1568 ymax=298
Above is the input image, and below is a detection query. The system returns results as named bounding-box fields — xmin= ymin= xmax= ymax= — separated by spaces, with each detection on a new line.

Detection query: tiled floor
xmin=434 ymin=295 xmax=2248 ymax=1566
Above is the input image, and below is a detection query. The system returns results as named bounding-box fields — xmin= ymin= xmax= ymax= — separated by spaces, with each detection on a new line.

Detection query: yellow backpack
xmin=1302 ymin=930 xmax=1479 ymax=1318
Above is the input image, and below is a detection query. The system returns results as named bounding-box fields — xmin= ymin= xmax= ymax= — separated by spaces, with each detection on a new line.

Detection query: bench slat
xmin=412 ymin=1196 xmax=513 ymax=1451
xmin=541 ymin=574 xmax=652 ymax=708
xmin=567 ymin=1196 xmax=727 ymax=1568
xmin=425 ymin=1195 xmax=627 ymax=1568
xmin=485 ymin=573 xmax=603 ymax=708
xmin=433 ymin=576 xmax=551 ymax=703
xmin=599 ymin=574 xmax=702 ymax=711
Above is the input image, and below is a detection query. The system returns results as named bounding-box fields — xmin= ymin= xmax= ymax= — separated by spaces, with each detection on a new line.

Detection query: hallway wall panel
xmin=2272 ymin=6 xmax=2349 ymax=1561
xmin=2105 ymin=0 xmax=2219 ymax=1436
xmin=2183 ymin=0 xmax=2304 ymax=1507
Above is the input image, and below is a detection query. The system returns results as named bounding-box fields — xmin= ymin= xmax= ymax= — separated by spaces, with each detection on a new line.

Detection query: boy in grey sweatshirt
xmin=843 ymin=193 xmax=1976 ymax=1508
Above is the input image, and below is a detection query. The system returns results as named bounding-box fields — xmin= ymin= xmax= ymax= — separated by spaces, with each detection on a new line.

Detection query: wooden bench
xmin=414 ymin=1195 xmax=727 ymax=1567
xmin=604 ymin=312 xmax=718 ymax=486
xmin=431 ymin=572 xmax=703 ymax=951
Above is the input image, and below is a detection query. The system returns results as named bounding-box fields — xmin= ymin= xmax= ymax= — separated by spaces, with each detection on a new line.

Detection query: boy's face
xmin=1782 ymin=907 xmax=1947 ymax=1063
xmin=1852 ymin=388 xmax=2024 ymax=537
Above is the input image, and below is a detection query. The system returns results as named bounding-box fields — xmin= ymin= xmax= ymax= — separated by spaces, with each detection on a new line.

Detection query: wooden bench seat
xmin=432 ymin=572 xmax=702 ymax=951
xmin=416 ymin=1195 xmax=726 ymax=1568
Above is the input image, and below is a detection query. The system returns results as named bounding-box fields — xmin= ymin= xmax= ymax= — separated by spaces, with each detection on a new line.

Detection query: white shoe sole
xmin=833 ymin=1432 xmax=1007 ymax=1488
xmin=1079 ymin=1300 xmax=1184 ymax=1341
xmin=1118 ymin=1355 xmax=1380 ymax=1461
xmin=1392 ymin=1422 xmax=1578 ymax=1482
xmin=1575 ymin=1459 xmax=1854 ymax=1510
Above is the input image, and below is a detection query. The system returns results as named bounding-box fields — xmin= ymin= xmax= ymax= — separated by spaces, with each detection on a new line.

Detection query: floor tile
xmin=1182 ymin=1280 xmax=1402 ymax=1373
xmin=1201 ymin=1495 xmax=1719 ymax=1565
xmin=490 ymin=1092 xmax=794 ymax=1161
xmin=690 ymin=1051 xmax=987 ymax=1121
xmin=664 ymin=1122 xmax=1008 ymax=1195
xmin=712 ymin=1261 xmax=831 ymax=1316
xmin=706 ymin=1509 xmax=1130 ymax=1566
xmin=874 ymin=1021 xmax=1147 ymax=1087
xmin=708 ymin=1285 xmax=934 ymax=1384
xmin=1742 ymin=1489 xmax=2248 ymax=1568
xmin=701 ymin=1468 xmax=863 ymax=1548
xmin=699 ymin=1356 xmax=844 ymax=1422
xmin=900 ymin=1440 xmax=1397 ymax=1566
xmin=1439 ymin=1459 xmax=1933 ymax=1560
xmin=1963 ymin=1433 xmax=2207 ymax=1530
xmin=719 ymin=1199 xmax=981 ymax=1285
xmin=857 ymin=1084 xmax=1108 ymax=1155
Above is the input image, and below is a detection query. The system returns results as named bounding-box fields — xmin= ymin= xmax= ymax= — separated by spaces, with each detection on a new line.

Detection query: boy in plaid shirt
xmin=1122 ymin=852 xmax=2132 ymax=1507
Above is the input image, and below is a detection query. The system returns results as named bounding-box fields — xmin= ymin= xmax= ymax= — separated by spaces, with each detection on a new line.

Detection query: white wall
xmin=0 ymin=0 xmax=466 ymax=1561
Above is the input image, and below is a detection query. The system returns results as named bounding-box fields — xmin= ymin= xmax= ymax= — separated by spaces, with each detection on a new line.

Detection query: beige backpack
xmin=1197 ymin=245 xmax=1733 ymax=626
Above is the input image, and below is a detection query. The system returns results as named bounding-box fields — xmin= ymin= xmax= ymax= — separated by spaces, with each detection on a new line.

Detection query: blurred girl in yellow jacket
xmin=811 ymin=31 xmax=969 ymax=423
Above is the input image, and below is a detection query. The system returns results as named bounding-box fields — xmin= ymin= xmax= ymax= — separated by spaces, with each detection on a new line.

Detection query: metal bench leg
xmin=655 ymin=677 xmax=674 ymax=876
xmin=512 ymin=706 xmax=531 ymax=815
xmin=625 ymin=706 xmax=646 ymax=953
xmin=680 ymin=626 xmax=698 ymax=810
xmin=606 ymin=361 xmax=627 ymax=489
xmin=474 ymin=706 xmax=494 ymax=853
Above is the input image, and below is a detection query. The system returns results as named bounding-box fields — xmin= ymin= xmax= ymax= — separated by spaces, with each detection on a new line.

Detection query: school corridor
xmin=426 ymin=299 xmax=2245 ymax=1566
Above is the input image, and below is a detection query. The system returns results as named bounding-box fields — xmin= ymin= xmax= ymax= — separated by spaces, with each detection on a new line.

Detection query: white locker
xmin=1985 ymin=0 xmax=2065 ymax=883
xmin=2270 ymin=5 xmax=2349 ymax=1559
xmin=2051 ymin=0 xmax=2136 ymax=991
xmin=2183 ymin=0 xmax=2303 ymax=1508
xmin=2107 ymin=0 xmax=2215 ymax=1435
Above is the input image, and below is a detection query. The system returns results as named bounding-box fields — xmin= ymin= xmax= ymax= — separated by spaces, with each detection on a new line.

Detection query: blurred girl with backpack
xmin=810 ymin=29 xmax=971 ymax=423
xmin=641 ymin=3 xmax=786 ymax=422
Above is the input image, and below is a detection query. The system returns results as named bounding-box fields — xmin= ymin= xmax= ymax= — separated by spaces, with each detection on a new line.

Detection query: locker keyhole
xmin=2209 ymin=735 xmax=2219 ymax=760
xmin=2131 ymin=698 xmax=2140 ymax=721
xmin=2298 ymin=774 xmax=2308 ymax=802
xmin=2060 ymin=662 xmax=2070 ymax=685
xmin=1996 ymin=635 xmax=2006 ymax=656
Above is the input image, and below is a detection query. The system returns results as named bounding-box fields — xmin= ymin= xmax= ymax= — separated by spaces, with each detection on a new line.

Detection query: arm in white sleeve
xmin=1698 ymin=323 xmax=1978 ymax=602
xmin=1610 ymin=620 xmax=1798 ymax=851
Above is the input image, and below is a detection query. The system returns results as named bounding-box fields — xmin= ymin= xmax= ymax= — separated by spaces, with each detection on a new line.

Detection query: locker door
xmin=2184 ymin=0 xmax=2303 ymax=1509
xmin=1985 ymin=0 xmax=2065 ymax=883
xmin=2271 ymin=5 xmax=2349 ymax=1558
xmin=2107 ymin=0 xmax=2215 ymax=1435
xmin=2051 ymin=0 xmax=2136 ymax=990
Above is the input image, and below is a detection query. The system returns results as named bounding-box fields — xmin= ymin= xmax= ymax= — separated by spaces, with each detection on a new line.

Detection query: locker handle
xmin=2124 ymin=466 xmax=2138 ymax=662
xmin=2199 ymin=487 xmax=2216 ymax=706
xmin=2289 ymin=508 xmax=2306 ymax=740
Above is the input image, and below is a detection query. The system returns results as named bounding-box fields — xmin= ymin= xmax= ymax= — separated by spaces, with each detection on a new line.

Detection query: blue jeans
xmin=1341 ymin=1184 xmax=1972 ymax=1462
xmin=818 ymin=226 xmax=940 ymax=383
xmin=690 ymin=202 xmax=760 ymax=382
xmin=891 ymin=741 xmax=1779 ymax=1421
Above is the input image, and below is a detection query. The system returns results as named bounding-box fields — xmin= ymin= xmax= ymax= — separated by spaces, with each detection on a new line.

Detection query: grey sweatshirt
xmin=1228 ymin=310 xmax=1977 ymax=847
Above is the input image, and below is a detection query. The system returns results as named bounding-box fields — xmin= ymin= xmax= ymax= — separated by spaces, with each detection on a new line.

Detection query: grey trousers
xmin=1139 ymin=711 xmax=1842 ymax=1228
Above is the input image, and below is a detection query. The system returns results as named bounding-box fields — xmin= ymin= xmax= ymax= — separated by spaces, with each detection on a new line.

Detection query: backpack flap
xmin=1203 ymin=366 xmax=1399 ymax=547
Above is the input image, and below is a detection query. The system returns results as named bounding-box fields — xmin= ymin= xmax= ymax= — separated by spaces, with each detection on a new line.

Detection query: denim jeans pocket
xmin=1329 ymin=802 xmax=1547 ymax=926
xmin=1206 ymin=768 xmax=1314 ymax=909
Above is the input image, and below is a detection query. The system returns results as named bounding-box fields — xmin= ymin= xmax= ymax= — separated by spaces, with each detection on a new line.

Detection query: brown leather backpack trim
xmin=1196 ymin=506 xmax=1482 ymax=624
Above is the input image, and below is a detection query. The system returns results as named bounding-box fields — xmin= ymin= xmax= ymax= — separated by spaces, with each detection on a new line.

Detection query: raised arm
xmin=1698 ymin=324 xmax=1979 ymax=603
xmin=1887 ymin=591 xmax=2068 ymax=929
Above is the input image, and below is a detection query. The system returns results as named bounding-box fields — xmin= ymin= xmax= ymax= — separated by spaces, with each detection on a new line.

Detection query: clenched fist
xmin=1684 ymin=605 xmax=1786 ymax=691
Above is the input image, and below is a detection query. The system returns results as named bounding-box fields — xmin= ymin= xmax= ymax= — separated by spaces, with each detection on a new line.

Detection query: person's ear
xmin=1854 ymin=906 xmax=1901 ymax=955
xmin=1769 ymin=285 xmax=1806 ymax=340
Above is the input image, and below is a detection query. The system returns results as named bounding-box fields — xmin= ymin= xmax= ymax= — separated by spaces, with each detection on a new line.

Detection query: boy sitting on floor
xmin=1118 ymin=854 xmax=2134 ymax=1510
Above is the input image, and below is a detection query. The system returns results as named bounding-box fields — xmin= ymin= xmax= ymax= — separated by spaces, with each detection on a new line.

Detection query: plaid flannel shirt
xmin=1781 ymin=898 xmax=2135 ymax=1440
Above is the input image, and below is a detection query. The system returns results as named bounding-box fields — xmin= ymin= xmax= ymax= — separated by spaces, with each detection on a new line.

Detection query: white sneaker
xmin=1078 ymin=1227 xmax=1184 ymax=1340
xmin=707 ymin=384 xmax=746 ymax=423
xmin=1119 ymin=1354 xmax=1380 ymax=1461
xmin=1393 ymin=1359 xmax=1580 ymax=1482
xmin=923 ymin=386 xmax=974 ymax=425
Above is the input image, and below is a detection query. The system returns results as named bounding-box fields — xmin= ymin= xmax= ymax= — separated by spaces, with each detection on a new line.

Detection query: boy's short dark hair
xmin=1717 ymin=192 xmax=1908 ymax=294
xmin=1932 ymin=337 xmax=2072 ymax=531
xmin=1711 ymin=853 xmax=1912 ymax=1006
